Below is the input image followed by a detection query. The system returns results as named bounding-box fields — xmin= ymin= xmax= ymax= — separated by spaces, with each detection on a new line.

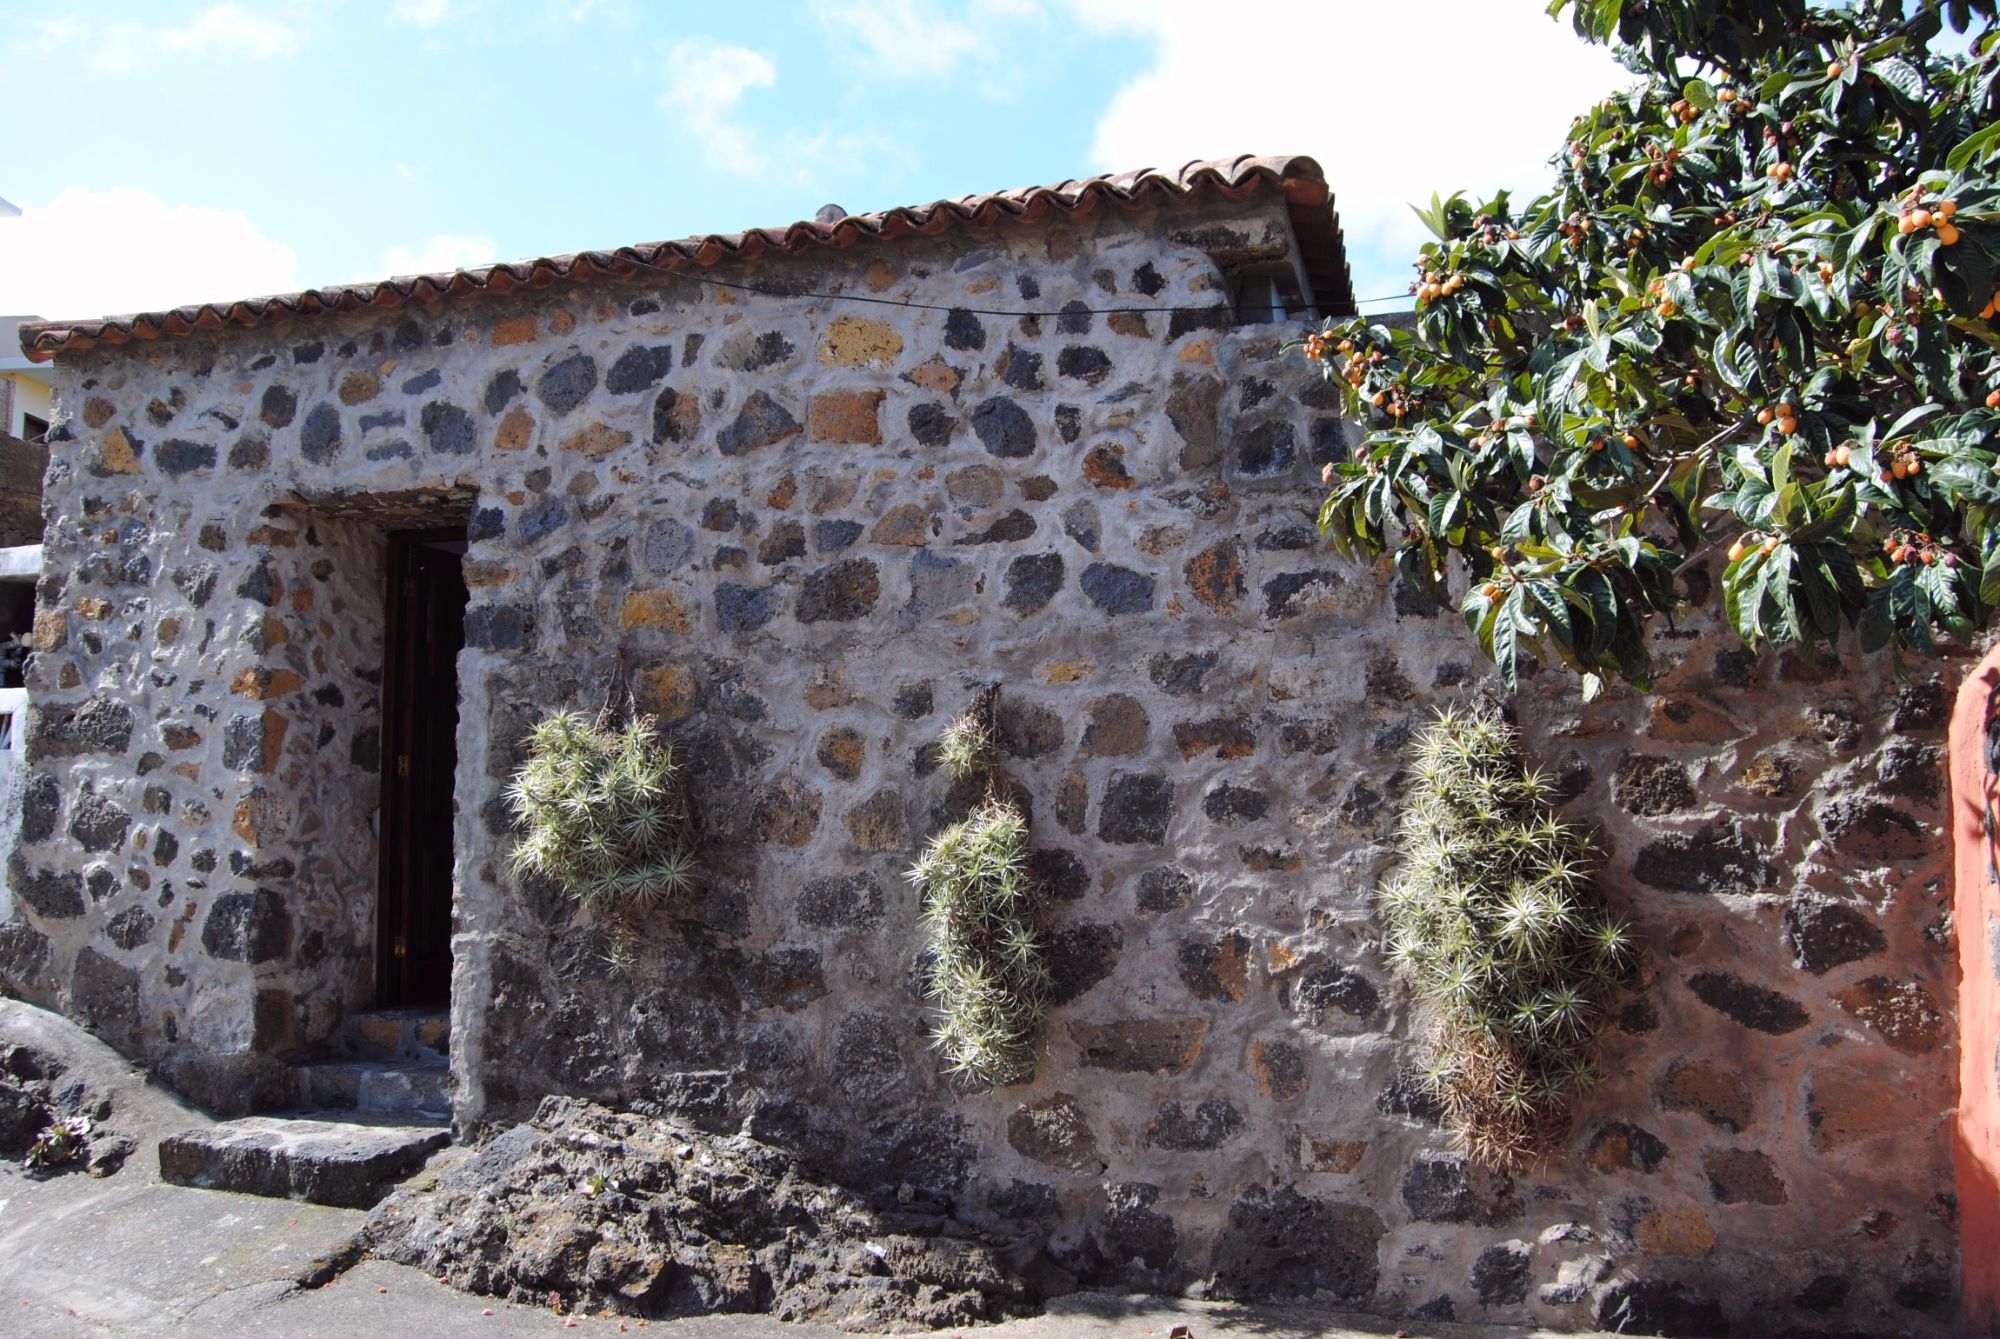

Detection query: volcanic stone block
xmin=1068 ymin=1018 xmax=1206 ymax=1074
xmin=159 ymin=1117 xmax=449 ymax=1208
xmin=1098 ymin=773 xmax=1173 ymax=845
xmin=1211 ymin=1186 xmax=1384 ymax=1303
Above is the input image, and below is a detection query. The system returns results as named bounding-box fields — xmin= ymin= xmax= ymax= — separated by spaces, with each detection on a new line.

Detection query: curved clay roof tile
xmin=18 ymin=154 xmax=1349 ymax=360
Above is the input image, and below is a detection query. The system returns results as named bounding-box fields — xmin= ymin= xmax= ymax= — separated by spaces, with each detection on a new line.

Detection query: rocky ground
xmin=367 ymin=1096 xmax=1066 ymax=1330
xmin=0 ymin=998 xmax=1602 ymax=1337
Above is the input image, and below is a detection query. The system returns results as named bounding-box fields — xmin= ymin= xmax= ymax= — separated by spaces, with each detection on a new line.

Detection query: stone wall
xmin=1 ymin=190 xmax=1965 ymax=1334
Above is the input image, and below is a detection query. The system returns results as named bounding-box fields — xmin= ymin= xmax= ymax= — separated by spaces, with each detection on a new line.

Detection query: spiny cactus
xmin=506 ymin=710 xmax=696 ymax=912
xmin=907 ymin=705 xmax=1052 ymax=1088
xmin=1380 ymin=707 xmax=1633 ymax=1168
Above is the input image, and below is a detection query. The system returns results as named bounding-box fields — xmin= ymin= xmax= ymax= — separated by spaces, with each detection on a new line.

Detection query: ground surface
xmin=0 ymin=1001 xmax=1596 ymax=1338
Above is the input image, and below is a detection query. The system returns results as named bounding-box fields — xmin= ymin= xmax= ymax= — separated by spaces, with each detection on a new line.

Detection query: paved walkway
xmin=0 ymin=1001 xmax=1592 ymax=1339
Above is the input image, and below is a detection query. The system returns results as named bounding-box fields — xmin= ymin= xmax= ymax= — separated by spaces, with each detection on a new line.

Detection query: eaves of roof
xmin=18 ymin=154 xmax=1352 ymax=363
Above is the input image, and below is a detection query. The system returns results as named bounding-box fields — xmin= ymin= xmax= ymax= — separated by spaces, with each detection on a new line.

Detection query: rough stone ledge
xmin=158 ymin=1116 xmax=451 ymax=1209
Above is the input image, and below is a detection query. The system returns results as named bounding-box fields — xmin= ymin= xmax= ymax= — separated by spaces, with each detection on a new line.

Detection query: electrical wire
xmin=602 ymin=245 xmax=1412 ymax=320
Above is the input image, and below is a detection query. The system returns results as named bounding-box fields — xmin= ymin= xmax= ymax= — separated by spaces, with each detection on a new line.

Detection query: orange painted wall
xmin=1949 ymin=648 xmax=2000 ymax=1336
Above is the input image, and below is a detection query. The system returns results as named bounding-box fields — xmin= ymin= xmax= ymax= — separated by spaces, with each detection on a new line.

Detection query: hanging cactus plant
xmin=1380 ymin=706 xmax=1634 ymax=1168
xmin=908 ymin=703 xmax=1052 ymax=1088
xmin=505 ymin=710 xmax=696 ymax=911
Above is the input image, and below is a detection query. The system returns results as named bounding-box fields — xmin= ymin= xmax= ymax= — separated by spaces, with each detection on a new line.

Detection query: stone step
xmin=296 ymin=1059 xmax=450 ymax=1123
xmin=159 ymin=1116 xmax=450 ymax=1209
xmin=336 ymin=1008 xmax=450 ymax=1064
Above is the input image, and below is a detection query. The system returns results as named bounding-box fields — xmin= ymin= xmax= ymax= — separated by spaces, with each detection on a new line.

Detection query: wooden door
xmin=377 ymin=531 xmax=468 ymax=1007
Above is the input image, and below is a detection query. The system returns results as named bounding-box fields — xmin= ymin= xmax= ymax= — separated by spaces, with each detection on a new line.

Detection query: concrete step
xmin=159 ymin=1116 xmax=450 ymax=1208
xmin=296 ymin=1059 xmax=450 ymax=1123
xmin=336 ymin=1008 xmax=449 ymax=1064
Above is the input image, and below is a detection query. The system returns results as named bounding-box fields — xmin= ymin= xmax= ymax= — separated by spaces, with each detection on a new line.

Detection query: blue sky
xmin=0 ymin=1 xmax=1631 ymax=322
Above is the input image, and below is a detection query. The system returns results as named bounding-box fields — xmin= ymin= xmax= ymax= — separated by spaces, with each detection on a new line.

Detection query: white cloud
xmin=1075 ymin=0 xmax=1633 ymax=303
xmin=0 ymin=188 xmax=297 ymax=319
xmin=391 ymin=0 xmax=462 ymax=27
xmin=28 ymin=5 xmax=304 ymax=76
xmin=382 ymin=233 xmax=500 ymax=276
xmin=658 ymin=40 xmax=780 ymax=175
xmin=808 ymin=0 xmax=984 ymax=75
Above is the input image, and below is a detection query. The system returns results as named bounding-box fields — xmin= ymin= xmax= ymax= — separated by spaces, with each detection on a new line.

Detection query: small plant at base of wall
xmin=23 ymin=1115 xmax=89 ymax=1171
xmin=908 ymin=696 xmax=1053 ymax=1089
xmin=1381 ymin=706 xmax=1635 ymax=1169
xmin=505 ymin=708 xmax=697 ymax=958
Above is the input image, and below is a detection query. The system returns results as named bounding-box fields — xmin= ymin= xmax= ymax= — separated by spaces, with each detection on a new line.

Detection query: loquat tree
xmin=1302 ymin=0 xmax=2000 ymax=696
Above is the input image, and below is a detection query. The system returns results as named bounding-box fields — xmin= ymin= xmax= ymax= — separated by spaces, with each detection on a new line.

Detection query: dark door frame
xmin=376 ymin=527 xmax=468 ymax=1008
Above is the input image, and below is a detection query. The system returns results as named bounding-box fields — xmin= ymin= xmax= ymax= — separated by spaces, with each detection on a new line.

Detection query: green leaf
xmin=1948 ymin=118 xmax=2000 ymax=174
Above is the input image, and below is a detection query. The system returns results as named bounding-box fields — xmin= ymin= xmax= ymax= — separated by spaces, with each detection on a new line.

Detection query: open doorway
xmin=377 ymin=529 xmax=468 ymax=1007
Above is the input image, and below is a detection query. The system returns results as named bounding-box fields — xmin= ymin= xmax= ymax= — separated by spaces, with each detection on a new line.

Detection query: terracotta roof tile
xmin=19 ymin=154 xmax=1349 ymax=361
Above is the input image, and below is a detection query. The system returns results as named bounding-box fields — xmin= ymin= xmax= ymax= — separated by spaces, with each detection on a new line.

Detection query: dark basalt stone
xmin=1401 ymin=1153 xmax=1520 ymax=1225
xmin=944 ymin=308 xmax=986 ymax=351
xmin=1471 ymin=1244 xmax=1531 ymax=1305
xmin=483 ymin=368 xmax=522 ymax=414
xmin=908 ymin=402 xmax=955 ymax=447
xmin=605 ymin=344 xmax=674 ymax=394
xmin=716 ymin=584 xmax=779 ymax=633
xmin=971 ymin=397 xmax=1035 ymax=459
xmin=536 ymin=352 xmax=598 ymax=415
xmin=1594 ymin=1280 xmax=1728 ymax=1337
xmin=718 ymin=391 xmax=803 ymax=456
xmin=420 ymin=402 xmax=476 ymax=455
xmin=1149 ymin=650 xmax=1217 ymax=696
xmin=155 ymin=439 xmax=216 ymax=476
xmin=10 ymin=858 xmax=84 ymax=919
xmin=68 ymin=790 xmax=131 ymax=854
xmin=1201 ymin=783 xmax=1268 ymax=824
xmin=1093 ymin=1182 xmax=1186 ymax=1290
xmin=1143 ymin=1098 xmax=1242 ymax=1150
xmin=19 ymin=773 xmax=60 ymax=844
xmin=1007 ymin=1093 xmax=1103 ymax=1172
xmin=1287 ymin=962 xmax=1381 ymax=1025
xmin=1210 ymin=1186 xmax=1383 ymax=1304
xmin=300 ymin=403 xmax=342 ymax=463
xmin=1003 ymin=552 xmax=1064 ymax=615
xmin=796 ymin=872 xmax=884 ymax=929
xmin=1686 ymin=970 xmax=1809 ymax=1034
xmin=1614 ymin=754 xmax=1697 ymax=815
xmin=1136 ymin=865 xmax=1193 ymax=912
xmin=1056 ymin=345 xmax=1111 ymax=385
xmin=956 ymin=510 xmax=1036 ymax=546
xmin=1784 ymin=897 xmax=1886 ymax=974
xmin=1001 ymin=345 xmax=1043 ymax=391
xmin=1235 ymin=421 xmax=1295 ymax=477
xmin=71 ymin=948 xmax=141 ymax=1047
xmin=1045 ymin=922 xmax=1121 ymax=1005
xmin=1080 ymin=563 xmax=1154 ymax=615
xmin=1632 ymin=821 xmax=1771 ymax=895
xmin=796 ymin=559 xmax=880 ymax=624
xmin=1098 ymin=773 xmax=1173 ymax=846
xmin=201 ymin=890 xmax=292 ymax=964
xmin=259 ymin=385 xmax=296 ymax=429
